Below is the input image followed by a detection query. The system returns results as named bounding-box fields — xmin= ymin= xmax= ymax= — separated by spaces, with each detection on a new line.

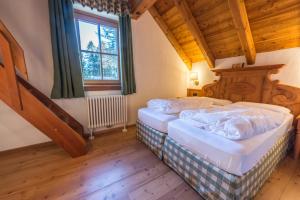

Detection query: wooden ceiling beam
xmin=228 ymin=0 xmax=256 ymax=64
xmin=149 ymin=6 xmax=192 ymax=69
xmin=174 ymin=0 xmax=215 ymax=68
xmin=130 ymin=0 xmax=159 ymax=19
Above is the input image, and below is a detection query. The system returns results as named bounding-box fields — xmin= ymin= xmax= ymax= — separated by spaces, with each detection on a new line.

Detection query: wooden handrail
xmin=0 ymin=32 xmax=22 ymax=111
xmin=0 ymin=20 xmax=28 ymax=80
xmin=0 ymin=47 xmax=4 ymax=66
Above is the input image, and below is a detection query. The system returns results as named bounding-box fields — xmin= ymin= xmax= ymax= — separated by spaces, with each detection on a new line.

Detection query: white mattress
xmin=168 ymin=114 xmax=293 ymax=176
xmin=138 ymin=108 xmax=178 ymax=133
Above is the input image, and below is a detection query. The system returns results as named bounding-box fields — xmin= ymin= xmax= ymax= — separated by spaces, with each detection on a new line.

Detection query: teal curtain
xmin=49 ymin=0 xmax=84 ymax=99
xmin=119 ymin=15 xmax=136 ymax=95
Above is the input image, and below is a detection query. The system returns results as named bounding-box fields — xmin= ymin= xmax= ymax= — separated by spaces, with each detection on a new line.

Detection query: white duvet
xmin=179 ymin=104 xmax=286 ymax=140
xmin=147 ymin=97 xmax=231 ymax=114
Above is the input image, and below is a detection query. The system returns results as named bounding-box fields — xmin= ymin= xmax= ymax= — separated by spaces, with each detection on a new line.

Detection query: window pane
xmin=100 ymin=25 xmax=118 ymax=54
xmin=102 ymin=55 xmax=119 ymax=80
xmin=78 ymin=21 xmax=99 ymax=52
xmin=81 ymin=52 xmax=101 ymax=80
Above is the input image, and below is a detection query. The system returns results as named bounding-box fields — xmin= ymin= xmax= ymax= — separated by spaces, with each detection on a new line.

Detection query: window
xmin=74 ymin=10 xmax=120 ymax=91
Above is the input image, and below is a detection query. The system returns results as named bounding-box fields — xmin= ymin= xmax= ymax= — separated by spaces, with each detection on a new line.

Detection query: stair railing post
xmin=0 ymin=32 xmax=22 ymax=111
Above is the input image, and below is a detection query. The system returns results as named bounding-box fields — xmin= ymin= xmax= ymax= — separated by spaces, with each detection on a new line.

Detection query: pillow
xmin=147 ymin=98 xmax=213 ymax=114
xmin=183 ymin=97 xmax=232 ymax=106
xmin=233 ymin=101 xmax=291 ymax=114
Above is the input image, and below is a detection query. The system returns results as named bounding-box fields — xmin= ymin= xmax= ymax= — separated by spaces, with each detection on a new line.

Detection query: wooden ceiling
xmin=129 ymin=0 xmax=300 ymax=69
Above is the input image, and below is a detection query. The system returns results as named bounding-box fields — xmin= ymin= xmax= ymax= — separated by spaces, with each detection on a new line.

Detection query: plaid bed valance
xmin=72 ymin=0 xmax=129 ymax=16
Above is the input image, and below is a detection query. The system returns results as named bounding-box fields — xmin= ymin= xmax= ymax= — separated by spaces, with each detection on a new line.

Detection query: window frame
xmin=74 ymin=10 xmax=121 ymax=91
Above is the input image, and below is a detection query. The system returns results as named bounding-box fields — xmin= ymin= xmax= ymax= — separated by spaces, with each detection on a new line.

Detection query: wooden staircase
xmin=0 ymin=20 xmax=88 ymax=157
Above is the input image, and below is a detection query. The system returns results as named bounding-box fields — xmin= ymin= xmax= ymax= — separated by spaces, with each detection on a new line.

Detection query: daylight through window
xmin=75 ymin=11 xmax=120 ymax=90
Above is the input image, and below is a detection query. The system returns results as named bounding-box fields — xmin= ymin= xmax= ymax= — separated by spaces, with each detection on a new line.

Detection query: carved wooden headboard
xmin=203 ymin=65 xmax=300 ymax=117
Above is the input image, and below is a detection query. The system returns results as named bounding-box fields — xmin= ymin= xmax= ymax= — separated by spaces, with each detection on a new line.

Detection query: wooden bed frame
xmin=202 ymin=64 xmax=300 ymax=119
xmin=161 ymin=64 xmax=300 ymax=199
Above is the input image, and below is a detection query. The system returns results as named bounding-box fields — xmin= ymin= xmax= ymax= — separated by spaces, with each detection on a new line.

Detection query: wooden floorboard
xmin=0 ymin=127 xmax=299 ymax=200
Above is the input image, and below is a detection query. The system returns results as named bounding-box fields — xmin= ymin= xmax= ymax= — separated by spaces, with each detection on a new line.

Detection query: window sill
xmin=84 ymin=84 xmax=121 ymax=91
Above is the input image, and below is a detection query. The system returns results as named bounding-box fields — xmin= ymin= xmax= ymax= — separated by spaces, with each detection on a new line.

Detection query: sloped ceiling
xmin=130 ymin=0 xmax=300 ymax=69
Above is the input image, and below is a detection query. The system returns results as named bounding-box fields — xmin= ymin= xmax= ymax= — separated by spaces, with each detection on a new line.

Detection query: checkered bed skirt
xmin=136 ymin=120 xmax=167 ymax=159
xmin=163 ymin=131 xmax=293 ymax=200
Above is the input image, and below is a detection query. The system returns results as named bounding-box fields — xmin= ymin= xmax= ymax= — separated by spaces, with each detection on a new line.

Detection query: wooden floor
xmin=0 ymin=127 xmax=299 ymax=200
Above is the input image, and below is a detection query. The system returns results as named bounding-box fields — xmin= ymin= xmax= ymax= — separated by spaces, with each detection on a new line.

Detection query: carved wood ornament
xmin=203 ymin=65 xmax=300 ymax=118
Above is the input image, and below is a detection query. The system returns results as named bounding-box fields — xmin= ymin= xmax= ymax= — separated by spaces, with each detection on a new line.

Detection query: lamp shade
xmin=190 ymin=72 xmax=198 ymax=80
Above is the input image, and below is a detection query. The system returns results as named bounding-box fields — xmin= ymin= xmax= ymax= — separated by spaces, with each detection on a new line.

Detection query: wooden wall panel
xmin=245 ymin=0 xmax=300 ymax=53
xmin=228 ymin=0 xmax=256 ymax=64
xmin=174 ymin=0 xmax=215 ymax=67
xmin=157 ymin=4 xmax=205 ymax=63
xmin=154 ymin=0 xmax=175 ymax=15
xmin=255 ymin=38 xmax=300 ymax=53
xmin=186 ymin=0 xmax=243 ymax=59
xmin=149 ymin=6 xmax=193 ymax=68
xmin=162 ymin=7 xmax=183 ymax=30
xmin=130 ymin=0 xmax=159 ymax=19
xmin=187 ymin=0 xmax=216 ymax=13
xmin=246 ymin=0 xmax=300 ymax=21
xmin=151 ymin=0 xmax=300 ymax=68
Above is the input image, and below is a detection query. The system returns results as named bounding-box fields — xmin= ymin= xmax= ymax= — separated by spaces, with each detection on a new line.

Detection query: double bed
xmin=136 ymin=65 xmax=300 ymax=199
xmin=137 ymin=97 xmax=231 ymax=158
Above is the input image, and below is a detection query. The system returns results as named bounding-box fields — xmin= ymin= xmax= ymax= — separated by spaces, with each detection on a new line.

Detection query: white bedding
xmin=138 ymin=108 xmax=178 ymax=133
xmin=168 ymin=113 xmax=293 ymax=176
xmin=147 ymin=97 xmax=231 ymax=114
xmin=179 ymin=104 xmax=287 ymax=140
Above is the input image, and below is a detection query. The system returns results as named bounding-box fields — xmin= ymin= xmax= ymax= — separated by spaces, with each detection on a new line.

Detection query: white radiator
xmin=87 ymin=95 xmax=127 ymax=139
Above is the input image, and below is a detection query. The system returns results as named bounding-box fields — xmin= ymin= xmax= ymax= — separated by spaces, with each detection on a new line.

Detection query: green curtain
xmin=119 ymin=15 xmax=136 ymax=95
xmin=49 ymin=0 xmax=84 ymax=99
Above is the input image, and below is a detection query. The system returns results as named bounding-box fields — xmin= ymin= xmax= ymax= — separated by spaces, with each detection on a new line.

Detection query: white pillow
xmin=147 ymin=98 xmax=213 ymax=114
xmin=183 ymin=97 xmax=232 ymax=106
xmin=233 ymin=101 xmax=291 ymax=114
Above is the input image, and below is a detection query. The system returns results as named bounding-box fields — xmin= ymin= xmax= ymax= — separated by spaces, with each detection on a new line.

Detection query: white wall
xmin=190 ymin=47 xmax=300 ymax=88
xmin=0 ymin=101 xmax=50 ymax=150
xmin=0 ymin=0 xmax=53 ymax=150
xmin=0 ymin=0 xmax=188 ymax=151
xmin=189 ymin=61 xmax=214 ymax=88
xmin=128 ymin=12 xmax=189 ymax=123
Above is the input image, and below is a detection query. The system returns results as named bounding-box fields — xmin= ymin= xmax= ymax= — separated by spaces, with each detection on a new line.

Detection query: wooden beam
xmin=228 ymin=0 xmax=256 ymax=64
xmin=174 ymin=0 xmax=215 ymax=68
xmin=130 ymin=0 xmax=159 ymax=19
xmin=148 ymin=6 xmax=192 ymax=69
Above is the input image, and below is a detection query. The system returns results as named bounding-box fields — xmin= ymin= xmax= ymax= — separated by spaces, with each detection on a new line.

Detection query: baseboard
xmin=90 ymin=123 xmax=136 ymax=136
xmin=0 ymin=141 xmax=55 ymax=156
xmin=0 ymin=124 xmax=137 ymax=154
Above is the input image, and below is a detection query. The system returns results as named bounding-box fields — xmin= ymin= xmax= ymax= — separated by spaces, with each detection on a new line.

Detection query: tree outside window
xmin=75 ymin=11 xmax=120 ymax=91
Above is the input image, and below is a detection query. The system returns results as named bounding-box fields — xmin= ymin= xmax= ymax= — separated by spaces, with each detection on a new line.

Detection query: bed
xmin=136 ymin=108 xmax=177 ymax=158
xmin=167 ymin=109 xmax=293 ymax=176
xmin=137 ymin=98 xmax=232 ymax=159
xmin=162 ymin=65 xmax=300 ymax=200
